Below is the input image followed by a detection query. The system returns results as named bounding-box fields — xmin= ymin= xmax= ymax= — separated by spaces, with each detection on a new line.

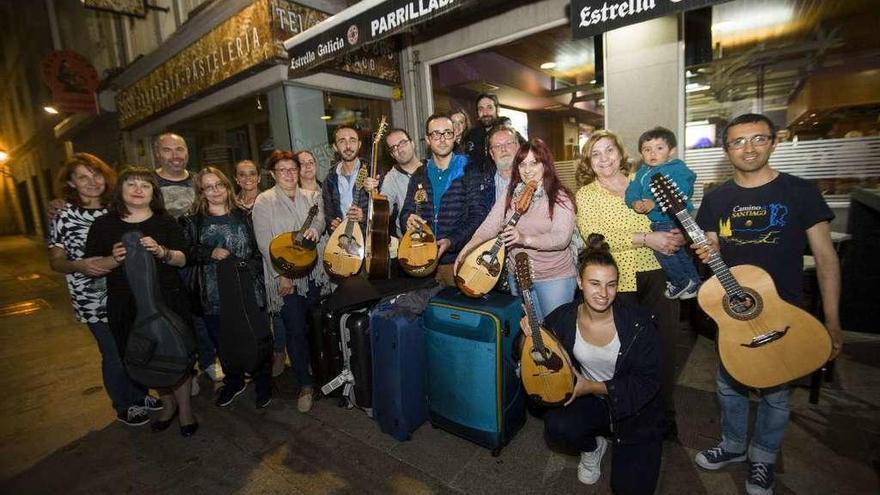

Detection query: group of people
xmin=48 ymin=92 xmax=842 ymax=495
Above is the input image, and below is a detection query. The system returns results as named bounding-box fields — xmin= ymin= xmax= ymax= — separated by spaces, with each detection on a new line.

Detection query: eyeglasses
xmin=274 ymin=167 xmax=298 ymax=176
xmin=427 ymin=130 xmax=454 ymax=141
xmin=726 ymin=134 xmax=773 ymax=150
xmin=202 ymin=182 xmax=227 ymax=192
xmin=490 ymin=141 xmax=517 ymax=152
xmin=388 ymin=138 xmax=411 ymax=154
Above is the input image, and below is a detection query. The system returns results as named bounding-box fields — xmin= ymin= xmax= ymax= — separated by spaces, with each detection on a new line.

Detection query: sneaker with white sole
xmin=297 ymin=387 xmax=314 ymax=413
xmin=665 ymin=280 xmax=696 ymax=299
xmin=577 ymin=436 xmax=608 ymax=485
xmin=678 ymin=280 xmax=700 ymax=300
xmin=695 ymin=445 xmax=747 ymax=470
xmin=138 ymin=395 xmax=164 ymax=411
xmin=204 ymin=363 xmax=225 ymax=382
xmin=215 ymin=383 xmax=247 ymax=407
xmin=117 ymin=405 xmax=150 ymax=426
xmin=746 ymin=462 xmax=775 ymax=495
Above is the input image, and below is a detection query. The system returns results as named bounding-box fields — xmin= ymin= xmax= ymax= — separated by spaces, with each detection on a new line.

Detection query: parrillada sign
xmin=571 ymin=0 xmax=730 ymax=39
xmin=289 ymin=0 xmax=468 ymax=77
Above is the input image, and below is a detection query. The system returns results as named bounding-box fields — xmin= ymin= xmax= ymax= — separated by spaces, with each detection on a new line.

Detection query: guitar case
xmin=122 ymin=231 xmax=196 ymax=388
xmin=217 ymin=257 xmax=273 ymax=374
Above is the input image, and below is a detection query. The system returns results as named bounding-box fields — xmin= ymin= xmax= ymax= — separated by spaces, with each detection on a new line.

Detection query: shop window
xmin=684 ymin=0 xmax=880 ymax=205
xmin=429 ymin=23 xmax=605 ymax=191
xmin=321 ymin=92 xmax=393 ymax=174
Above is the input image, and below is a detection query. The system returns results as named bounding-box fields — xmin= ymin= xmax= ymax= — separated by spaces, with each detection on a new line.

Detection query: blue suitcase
xmin=370 ymin=299 xmax=429 ymax=441
xmin=423 ymin=288 xmax=526 ymax=456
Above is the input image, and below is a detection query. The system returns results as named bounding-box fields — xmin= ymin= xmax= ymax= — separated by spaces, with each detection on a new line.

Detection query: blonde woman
xmin=180 ymin=167 xmax=270 ymax=409
xmin=575 ymin=129 xmax=684 ymax=440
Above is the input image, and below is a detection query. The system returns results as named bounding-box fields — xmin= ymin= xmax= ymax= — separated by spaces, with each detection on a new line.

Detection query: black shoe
xmin=256 ymin=393 xmax=272 ymax=409
xmin=117 ymin=406 xmax=149 ymax=426
xmin=138 ymin=395 xmax=164 ymax=411
xmin=180 ymin=420 xmax=199 ymax=437
xmin=215 ymin=383 xmax=247 ymax=407
xmin=151 ymin=408 xmax=179 ymax=433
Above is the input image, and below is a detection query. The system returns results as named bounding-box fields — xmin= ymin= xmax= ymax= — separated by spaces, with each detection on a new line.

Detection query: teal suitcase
xmin=423 ymin=288 xmax=526 ymax=456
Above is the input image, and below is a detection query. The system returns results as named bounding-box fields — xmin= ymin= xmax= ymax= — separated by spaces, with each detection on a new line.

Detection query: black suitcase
xmin=339 ymin=309 xmax=373 ymax=411
xmin=308 ymin=298 xmax=343 ymax=398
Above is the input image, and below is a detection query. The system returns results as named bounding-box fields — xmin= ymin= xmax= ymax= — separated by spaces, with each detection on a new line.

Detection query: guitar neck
xmin=296 ymin=209 xmax=318 ymax=243
xmin=490 ymin=211 xmax=522 ymax=254
xmin=674 ymin=209 xmax=745 ymax=298
xmin=521 ymin=288 xmax=546 ymax=353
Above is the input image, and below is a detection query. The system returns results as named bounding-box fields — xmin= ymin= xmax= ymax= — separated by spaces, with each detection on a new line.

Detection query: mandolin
xmin=650 ymin=174 xmax=832 ymax=388
xmin=269 ymin=203 xmax=319 ymax=278
xmin=398 ymin=183 xmax=438 ymax=277
xmin=454 ymin=180 xmax=537 ymax=298
xmin=514 ymin=252 xmax=576 ymax=406
xmin=324 ymin=167 xmax=368 ymax=278
xmin=365 ymin=116 xmax=392 ymax=280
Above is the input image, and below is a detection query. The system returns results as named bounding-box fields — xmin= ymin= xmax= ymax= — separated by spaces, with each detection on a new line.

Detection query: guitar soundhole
xmin=723 ymin=288 xmax=763 ymax=321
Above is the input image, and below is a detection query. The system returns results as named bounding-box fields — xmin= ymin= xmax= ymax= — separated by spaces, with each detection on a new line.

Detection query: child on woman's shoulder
xmin=624 ymin=126 xmax=700 ymax=300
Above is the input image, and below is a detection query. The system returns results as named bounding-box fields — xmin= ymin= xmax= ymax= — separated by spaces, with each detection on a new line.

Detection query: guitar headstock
xmin=513 ymin=252 xmax=534 ymax=291
xmin=308 ymin=204 xmax=319 ymax=217
xmin=373 ymin=116 xmax=389 ymax=145
xmin=354 ymin=166 xmax=369 ymax=189
xmin=414 ymin=183 xmax=427 ymax=204
xmin=649 ymin=174 xmax=687 ymax=215
xmin=514 ymin=180 xmax=538 ymax=214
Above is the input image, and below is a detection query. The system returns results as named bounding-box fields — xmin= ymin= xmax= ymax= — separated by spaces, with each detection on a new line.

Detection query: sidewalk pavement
xmin=0 ymin=235 xmax=877 ymax=494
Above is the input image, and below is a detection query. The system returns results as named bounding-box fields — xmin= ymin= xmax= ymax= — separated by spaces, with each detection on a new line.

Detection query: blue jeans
xmin=87 ymin=321 xmax=145 ymax=414
xmin=509 ymin=274 xmax=577 ymax=321
xmin=717 ymin=366 xmax=790 ymax=464
xmin=650 ymin=221 xmax=700 ymax=291
xmin=278 ymin=281 xmax=319 ymax=387
xmin=192 ymin=315 xmax=217 ymax=371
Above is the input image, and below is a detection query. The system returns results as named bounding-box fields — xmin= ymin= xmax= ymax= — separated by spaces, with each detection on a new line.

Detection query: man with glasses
xmin=322 ymin=125 xmax=372 ymax=235
xmin=400 ymin=114 xmax=487 ymax=285
xmin=692 ymin=113 xmax=842 ymax=495
xmin=382 ymin=128 xmax=423 ymax=237
xmin=487 ymin=125 xmax=524 ymax=204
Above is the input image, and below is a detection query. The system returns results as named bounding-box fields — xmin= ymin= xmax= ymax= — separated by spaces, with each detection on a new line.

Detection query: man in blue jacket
xmin=400 ymin=114 xmax=487 ymax=286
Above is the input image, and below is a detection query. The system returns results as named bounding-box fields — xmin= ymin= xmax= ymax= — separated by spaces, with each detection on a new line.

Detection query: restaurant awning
xmin=284 ymin=0 xmax=476 ymax=77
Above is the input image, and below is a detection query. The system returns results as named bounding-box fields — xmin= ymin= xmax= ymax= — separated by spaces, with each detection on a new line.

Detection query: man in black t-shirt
xmin=691 ymin=113 xmax=842 ymax=495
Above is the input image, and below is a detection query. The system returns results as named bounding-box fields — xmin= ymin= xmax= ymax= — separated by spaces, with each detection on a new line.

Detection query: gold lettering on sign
xmin=116 ymin=0 xmax=328 ymax=129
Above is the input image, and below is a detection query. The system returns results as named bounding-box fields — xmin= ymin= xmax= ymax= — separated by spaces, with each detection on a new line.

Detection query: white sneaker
xmin=577 ymin=436 xmax=608 ymax=485
xmin=297 ymin=387 xmax=314 ymax=413
xmin=204 ymin=363 xmax=225 ymax=382
xmin=190 ymin=376 xmax=200 ymax=397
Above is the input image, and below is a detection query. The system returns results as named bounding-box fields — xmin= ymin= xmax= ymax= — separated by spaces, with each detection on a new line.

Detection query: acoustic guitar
xmin=398 ymin=183 xmax=438 ymax=277
xmin=650 ymin=174 xmax=832 ymax=388
xmin=364 ymin=116 xmax=392 ymax=280
xmin=514 ymin=252 xmax=576 ymax=406
xmin=269 ymin=203 xmax=319 ymax=278
xmin=324 ymin=167 xmax=368 ymax=278
xmin=454 ymin=180 xmax=537 ymax=298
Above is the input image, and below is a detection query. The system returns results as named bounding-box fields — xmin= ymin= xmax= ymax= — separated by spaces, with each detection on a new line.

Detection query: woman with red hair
xmin=455 ymin=138 xmax=577 ymax=319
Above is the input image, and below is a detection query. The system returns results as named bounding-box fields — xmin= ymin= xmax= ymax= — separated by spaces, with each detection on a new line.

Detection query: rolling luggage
xmin=422 ymin=288 xmax=526 ymax=455
xmin=370 ymin=298 xmax=428 ymax=441
xmin=308 ymin=298 xmax=343 ymax=398
xmin=339 ymin=309 xmax=373 ymax=411
xmin=217 ymin=257 xmax=272 ymax=374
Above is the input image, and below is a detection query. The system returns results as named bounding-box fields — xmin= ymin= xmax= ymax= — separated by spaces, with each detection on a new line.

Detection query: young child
xmin=625 ymin=126 xmax=700 ymax=299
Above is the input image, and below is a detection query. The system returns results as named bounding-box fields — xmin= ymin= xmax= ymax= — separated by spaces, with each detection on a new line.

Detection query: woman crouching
xmin=522 ymin=233 xmax=665 ymax=494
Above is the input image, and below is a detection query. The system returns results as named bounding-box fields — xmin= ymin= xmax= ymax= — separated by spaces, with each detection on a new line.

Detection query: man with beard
xmin=464 ymin=93 xmax=513 ymax=211
xmin=154 ymin=133 xmax=195 ymax=220
xmin=382 ymin=128 xmax=423 ymax=237
xmin=399 ymin=114 xmax=486 ymax=286
xmin=322 ymin=125 xmax=372 ymax=235
xmin=486 ymin=125 xmax=524 ymax=203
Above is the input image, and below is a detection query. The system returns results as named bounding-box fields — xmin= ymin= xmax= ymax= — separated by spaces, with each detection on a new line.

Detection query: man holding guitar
xmin=382 ymin=128 xmax=423 ymax=238
xmin=692 ymin=113 xmax=842 ymax=495
xmin=400 ymin=114 xmax=487 ymax=286
xmin=322 ymin=126 xmax=374 ymax=236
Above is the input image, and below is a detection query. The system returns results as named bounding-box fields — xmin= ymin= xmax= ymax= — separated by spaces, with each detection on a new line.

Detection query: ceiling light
xmin=0 ymin=150 xmax=8 ymax=163
xmin=43 ymin=106 xmax=59 ymax=114
xmin=686 ymin=70 xmax=696 ymax=78
xmin=685 ymin=83 xmax=711 ymax=93
xmin=540 ymin=62 xmax=557 ymax=70
xmin=711 ymin=5 xmax=794 ymax=36
xmin=589 ymin=79 xmax=596 ymax=84
xmin=809 ymin=113 xmax=816 ymax=117
xmin=687 ymin=120 xmax=710 ymax=126
xmin=320 ymin=115 xmax=332 ymax=121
